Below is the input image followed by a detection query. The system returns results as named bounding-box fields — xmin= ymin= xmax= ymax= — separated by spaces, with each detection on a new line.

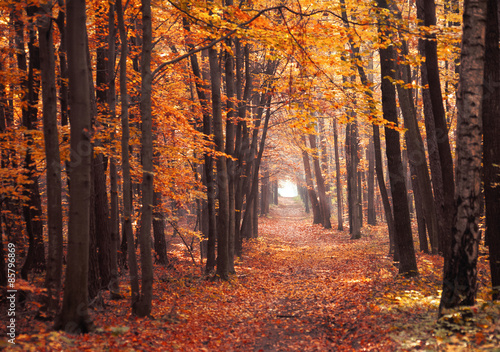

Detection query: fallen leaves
xmin=2 ymin=198 xmax=498 ymax=351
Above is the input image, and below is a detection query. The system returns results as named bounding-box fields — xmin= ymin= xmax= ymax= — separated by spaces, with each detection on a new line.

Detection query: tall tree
xmin=209 ymin=43 xmax=230 ymax=279
xmin=483 ymin=0 xmax=500 ymax=301
xmin=116 ymin=0 xmax=140 ymax=309
xmin=420 ymin=0 xmax=456 ymax=262
xmin=440 ymin=0 xmax=487 ymax=313
xmin=332 ymin=118 xmax=343 ymax=230
xmin=55 ymin=0 xmax=93 ymax=333
xmin=134 ymin=0 xmax=154 ymax=316
xmin=38 ymin=0 xmax=63 ymax=313
xmin=309 ymin=128 xmax=331 ymax=229
xmin=377 ymin=0 xmax=418 ymax=276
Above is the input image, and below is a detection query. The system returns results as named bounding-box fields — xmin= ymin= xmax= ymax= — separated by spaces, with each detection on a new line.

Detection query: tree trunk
xmin=483 ymin=0 xmax=500 ymax=301
xmin=38 ymin=2 xmax=63 ymax=313
xmin=224 ymin=12 xmax=236 ymax=272
xmin=107 ymin=2 xmax=120 ymax=299
xmin=440 ymin=0 xmax=487 ymax=312
xmin=420 ymin=0 xmax=456 ymax=264
xmin=208 ymin=45 xmax=230 ymax=280
xmin=309 ymin=131 xmax=331 ymax=229
xmin=260 ymin=167 xmax=270 ymax=216
xmin=377 ymin=0 xmax=418 ymax=276
xmin=153 ymin=191 xmax=168 ymax=265
xmin=116 ymin=0 xmax=140 ymax=310
xmin=16 ymin=7 xmax=45 ymax=279
xmin=94 ymin=7 xmax=113 ymax=291
xmin=302 ymin=136 xmax=322 ymax=224
xmin=367 ymin=138 xmax=376 ymax=225
xmin=333 ymin=119 xmax=343 ymax=230
xmin=55 ymin=0 xmax=93 ymax=333
xmin=134 ymin=0 xmax=154 ymax=317
xmin=394 ymin=38 xmax=440 ymax=254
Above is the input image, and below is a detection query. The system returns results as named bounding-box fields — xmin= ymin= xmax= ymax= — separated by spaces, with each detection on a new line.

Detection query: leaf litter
xmin=3 ymin=198 xmax=499 ymax=351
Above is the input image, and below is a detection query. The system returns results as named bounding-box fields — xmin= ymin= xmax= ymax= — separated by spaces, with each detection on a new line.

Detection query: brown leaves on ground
xmin=3 ymin=198 xmax=499 ymax=351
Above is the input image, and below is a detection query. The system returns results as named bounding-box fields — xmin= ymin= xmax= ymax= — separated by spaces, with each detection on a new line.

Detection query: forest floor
xmin=2 ymin=197 xmax=500 ymax=351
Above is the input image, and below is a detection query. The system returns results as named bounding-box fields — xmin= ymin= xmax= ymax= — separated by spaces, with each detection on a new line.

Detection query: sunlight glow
xmin=278 ymin=180 xmax=298 ymax=197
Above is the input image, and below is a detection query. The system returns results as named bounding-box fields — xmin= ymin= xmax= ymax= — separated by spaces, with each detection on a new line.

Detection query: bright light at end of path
xmin=278 ymin=180 xmax=298 ymax=197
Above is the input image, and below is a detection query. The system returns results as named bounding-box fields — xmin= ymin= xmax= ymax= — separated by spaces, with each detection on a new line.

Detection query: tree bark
xmin=309 ymin=131 xmax=331 ymax=229
xmin=483 ymin=0 xmax=500 ymax=301
xmin=38 ymin=2 xmax=63 ymax=313
xmin=367 ymin=138 xmax=376 ymax=225
xmin=116 ymin=0 xmax=140 ymax=309
xmin=302 ymin=136 xmax=322 ymax=225
xmin=209 ymin=45 xmax=230 ymax=279
xmin=333 ymin=119 xmax=343 ymax=230
xmin=420 ymin=0 xmax=456 ymax=263
xmin=394 ymin=38 xmax=440 ymax=254
xmin=55 ymin=0 xmax=93 ymax=333
xmin=377 ymin=0 xmax=418 ymax=276
xmin=134 ymin=0 xmax=154 ymax=316
xmin=440 ymin=0 xmax=487 ymax=312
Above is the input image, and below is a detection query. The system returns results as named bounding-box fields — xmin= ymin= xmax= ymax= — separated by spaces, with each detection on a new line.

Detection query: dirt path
xmin=8 ymin=198 xmax=404 ymax=351
xmin=239 ymin=197 xmax=399 ymax=351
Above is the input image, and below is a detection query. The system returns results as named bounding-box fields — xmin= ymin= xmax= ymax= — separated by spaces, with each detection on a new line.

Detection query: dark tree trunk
xmin=367 ymin=139 xmax=376 ymax=225
xmin=333 ymin=119 xmax=343 ymax=230
xmin=408 ymin=149 xmax=429 ymax=253
xmin=377 ymin=0 xmax=418 ymax=276
xmin=394 ymin=38 xmax=440 ymax=254
xmin=309 ymin=132 xmax=331 ymax=229
xmin=302 ymin=136 xmax=322 ymax=225
xmin=420 ymin=0 xmax=456 ymax=264
xmin=116 ymin=0 xmax=140 ymax=309
xmin=107 ymin=2 xmax=120 ymax=299
xmin=483 ymin=0 xmax=500 ymax=301
xmin=55 ymin=0 xmax=93 ymax=333
xmin=273 ymin=180 xmax=279 ymax=205
xmin=38 ymin=3 xmax=63 ymax=313
xmin=260 ymin=167 xmax=270 ymax=216
xmin=346 ymin=122 xmax=361 ymax=238
xmin=134 ymin=0 xmax=154 ymax=317
xmin=183 ymin=28 xmax=217 ymax=272
xmin=440 ymin=0 xmax=487 ymax=312
xmin=153 ymin=191 xmax=168 ymax=265
xmin=16 ymin=7 xmax=45 ymax=279
xmin=209 ymin=45 xmax=230 ymax=280
xmin=93 ymin=7 xmax=114 ymax=291
xmin=223 ymin=11 xmax=236 ymax=272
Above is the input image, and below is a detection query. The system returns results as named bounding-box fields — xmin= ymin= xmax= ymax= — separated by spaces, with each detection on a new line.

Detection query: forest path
xmin=245 ymin=197 xmax=399 ymax=351
xmin=10 ymin=197 xmax=447 ymax=352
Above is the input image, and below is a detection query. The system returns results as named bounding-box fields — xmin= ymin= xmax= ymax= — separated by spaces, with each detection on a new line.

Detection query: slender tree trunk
xmin=153 ymin=191 xmax=168 ymax=264
xmin=94 ymin=7 xmax=113 ymax=291
xmin=309 ymin=131 xmax=331 ymax=229
xmin=209 ymin=45 xmax=230 ymax=280
xmin=367 ymin=139 xmax=376 ymax=225
xmin=333 ymin=119 xmax=343 ymax=230
xmin=116 ymin=0 xmax=140 ymax=309
xmin=134 ymin=0 xmax=154 ymax=317
xmin=38 ymin=2 xmax=63 ymax=313
xmin=420 ymin=0 xmax=456 ymax=264
xmin=440 ymin=0 xmax=487 ymax=312
xmin=16 ymin=7 xmax=45 ymax=279
xmin=107 ymin=2 xmax=120 ymax=299
xmin=377 ymin=0 xmax=418 ymax=276
xmin=55 ymin=0 xmax=93 ymax=333
xmin=483 ymin=0 xmax=500 ymax=301
xmin=223 ymin=8 xmax=236 ymax=272
xmin=302 ymin=136 xmax=322 ymax=224
xmin=395 ymin=38 xmax=440 ymax=254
